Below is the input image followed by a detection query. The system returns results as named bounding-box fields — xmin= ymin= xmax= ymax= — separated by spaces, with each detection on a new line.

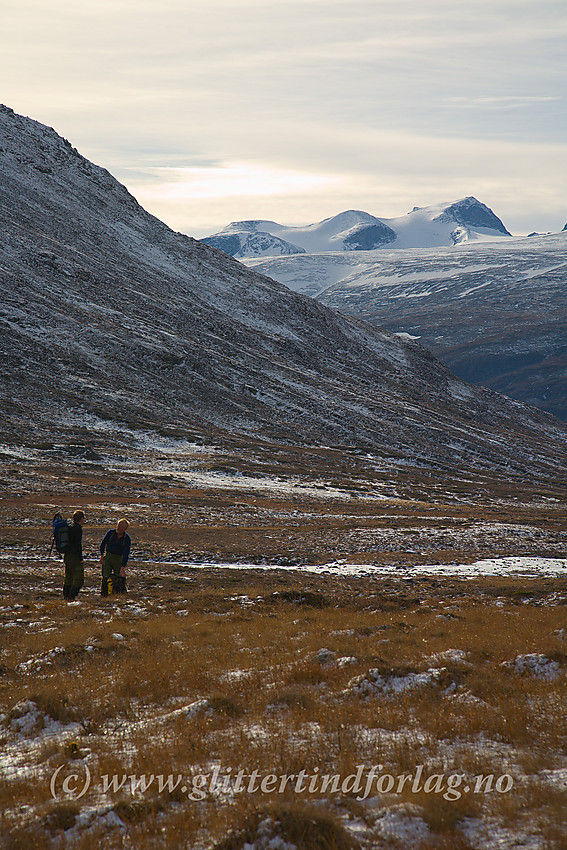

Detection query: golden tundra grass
xmin=1 ymin=570 xmax=566 ymax=848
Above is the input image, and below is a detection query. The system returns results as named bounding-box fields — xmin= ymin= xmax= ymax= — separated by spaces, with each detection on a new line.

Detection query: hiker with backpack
xmin=100 ymin=519 xmax=131 ymax=596
xmin=54 ymin=510 xmax=86 ymax=601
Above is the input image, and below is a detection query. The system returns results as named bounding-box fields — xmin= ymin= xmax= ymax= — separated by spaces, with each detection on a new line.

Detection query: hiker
xmin=63 ymin=510 xmax=86 ymax=601
xmin=100 ymin=519 xmax=131 ymax=596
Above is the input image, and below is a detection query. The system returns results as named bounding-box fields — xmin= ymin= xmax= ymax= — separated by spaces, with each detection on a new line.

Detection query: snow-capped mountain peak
xmin=202 ymin=209 xmax=397 ymax=257
xmin=203 ymin=198 xmax=511 ymax=258
xmin=311 ymin=209 xmax=379 ymax=232
xmin=435 ymin=196 xmax=510 ymax=234
xmin=220 ymin=219 xmax=281 ymax=234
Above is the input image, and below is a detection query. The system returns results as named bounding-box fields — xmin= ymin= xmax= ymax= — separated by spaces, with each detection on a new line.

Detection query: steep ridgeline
xmin=202 ymin=199 xmax=511 ymax=259
xmin=247 ymin=236 xmax=567 ymax=421
xmin=1 ymin=104 xmax=566 ymax=482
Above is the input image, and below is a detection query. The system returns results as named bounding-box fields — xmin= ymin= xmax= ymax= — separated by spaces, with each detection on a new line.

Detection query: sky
xmin=2 ymin=0 xmax=567 ymax=237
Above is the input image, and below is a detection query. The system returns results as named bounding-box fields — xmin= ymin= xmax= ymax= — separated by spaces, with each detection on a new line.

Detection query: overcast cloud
xmin=2 ymin=0 xmax=566 ymax=235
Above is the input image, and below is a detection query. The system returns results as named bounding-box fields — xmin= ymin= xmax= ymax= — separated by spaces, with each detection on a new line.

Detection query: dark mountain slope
xmin=1 ymin=104 xmax=566 ymax=482
xmin=301 ymin=237 xmax=567 ymax=421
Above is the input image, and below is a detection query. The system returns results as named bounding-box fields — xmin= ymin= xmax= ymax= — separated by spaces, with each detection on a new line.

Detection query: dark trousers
xmin=63 ymin=554 xmax=84 ymax=600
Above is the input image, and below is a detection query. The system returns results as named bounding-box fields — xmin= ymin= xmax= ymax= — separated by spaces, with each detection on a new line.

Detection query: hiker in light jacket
xmin=100 ymin=519 xmax=131 ymax=596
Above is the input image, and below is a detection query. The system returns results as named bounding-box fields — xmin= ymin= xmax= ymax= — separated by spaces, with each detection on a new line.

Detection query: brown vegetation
xmin=0 ymin=457 xmax=566 ymax=847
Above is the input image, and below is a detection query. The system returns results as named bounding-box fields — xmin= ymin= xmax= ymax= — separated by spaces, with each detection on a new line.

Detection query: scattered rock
xmin=503 ymin=653 xmax=562 ymax=680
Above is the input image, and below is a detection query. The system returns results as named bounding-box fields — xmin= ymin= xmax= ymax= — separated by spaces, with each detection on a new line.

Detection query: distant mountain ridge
xmin=202 ymin=198 xmax=511 ymax=258
xmin=246 ymin=234 xmax=567 ymax=421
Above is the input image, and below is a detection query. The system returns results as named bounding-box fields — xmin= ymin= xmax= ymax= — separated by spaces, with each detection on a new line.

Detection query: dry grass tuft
xmin=43 ymin=802 xmax=81 ymax=834
xmin=213 ymin=801 xmax=359 ymax=850
xmin=271 ymin=590 xmax=331 ymax=608
xmin=207 ymin=695 xmax=246 ymax=719
xmin=111 ymin=797 xmax=165 ymax=824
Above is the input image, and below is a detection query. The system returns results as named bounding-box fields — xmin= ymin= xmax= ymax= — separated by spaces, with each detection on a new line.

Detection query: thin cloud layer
xmin=2 ymin=0 xmax=566 ymax=234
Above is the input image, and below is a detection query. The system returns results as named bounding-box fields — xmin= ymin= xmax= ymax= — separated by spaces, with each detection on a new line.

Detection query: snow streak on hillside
xmin=1 ymin=104 xmax=566 ymax=481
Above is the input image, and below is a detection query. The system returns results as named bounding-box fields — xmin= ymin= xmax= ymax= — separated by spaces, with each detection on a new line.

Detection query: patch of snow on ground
xmin=348 ymin=667 xmax=443 ymax=697
xmin=504 ymin=653 xmax=562 ymax=680
xmin=460 ymin=817 xmax=542 ymax=849
xmin=423 ymin=649 xmax=471 ymax=666
xmin=373 ymin=804 xmax=430 ymax=846
xmin=9 ymin=701 xmax=48 ymax=736
xmin=107 ymin=459 xmax=371 ymax=500
xmin=143 ymin=556 xmax=567 ymax=578
xmin=337 ymin=656 xmax=358 ymax=667
xmin=16 ymin=646 xmax=66 ymax=674
xmin=0 ymin=701 xmax=82 ymax=783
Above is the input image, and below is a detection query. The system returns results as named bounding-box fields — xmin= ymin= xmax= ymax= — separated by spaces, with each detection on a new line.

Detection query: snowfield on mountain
xmin=202 ymin=198 xmax=511 ymax=259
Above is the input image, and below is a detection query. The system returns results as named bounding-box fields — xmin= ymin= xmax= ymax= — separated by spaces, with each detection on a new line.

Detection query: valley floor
xmin=0 ymin=452 xmax=566 ymax=848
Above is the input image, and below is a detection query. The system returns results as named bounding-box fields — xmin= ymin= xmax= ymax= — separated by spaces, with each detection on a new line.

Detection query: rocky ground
xmin=1 ymin=443 xmax=566 ymax=569
xmin=0 ymin=452 xmax=566 ymax=848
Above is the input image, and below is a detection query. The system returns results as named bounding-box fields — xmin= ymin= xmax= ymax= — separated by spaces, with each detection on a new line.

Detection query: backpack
xmin=52 ymin=513 xmax=71 ymax=555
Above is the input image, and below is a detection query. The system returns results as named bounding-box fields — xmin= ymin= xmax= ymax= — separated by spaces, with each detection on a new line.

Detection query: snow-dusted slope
xmin=203 ymin=199 xmax=510 ymax=258
xmin=1 ymin=104 xmax=566 ymax=481
xmin=247 ymin=235 xmax=567 ymax=420
xmin=201 ymin=229 xmax=306 ymax=259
